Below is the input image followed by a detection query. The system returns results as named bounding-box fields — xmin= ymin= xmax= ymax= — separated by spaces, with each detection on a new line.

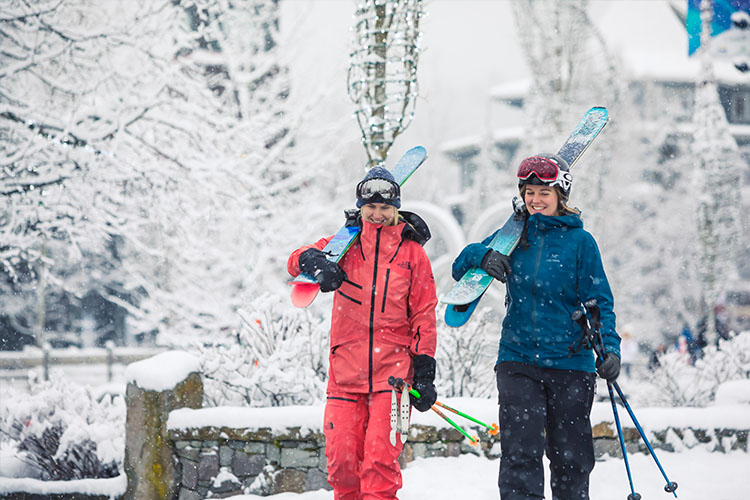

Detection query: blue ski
xmin=443 ymin=107 xmax=609 ymax=327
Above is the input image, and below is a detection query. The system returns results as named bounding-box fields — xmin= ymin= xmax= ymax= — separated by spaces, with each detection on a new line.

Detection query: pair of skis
xmin=441 ymin=106 xmax=609 ymax=327
xmin=288 ymin=107 xmax=609 ymax=329
xmin=289 ymin=146 xmax=428 ymax=308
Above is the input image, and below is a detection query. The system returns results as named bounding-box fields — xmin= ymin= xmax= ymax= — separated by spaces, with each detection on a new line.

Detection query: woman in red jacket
xmin=288 ymin=166 xmax=438 ymax=500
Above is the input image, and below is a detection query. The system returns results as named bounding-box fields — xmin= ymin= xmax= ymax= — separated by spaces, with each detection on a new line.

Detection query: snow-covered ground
xmin=222 ymin=449 xmax=747 ymax=500
xmin=1 ymin=448 xmax=746 ymax=499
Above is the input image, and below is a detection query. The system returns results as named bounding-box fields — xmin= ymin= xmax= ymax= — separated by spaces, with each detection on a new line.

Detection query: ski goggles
xmin=356 ymin=178 xmax=400 ymax=203
xmin=517 ymin=156 xmax=561 ymax=182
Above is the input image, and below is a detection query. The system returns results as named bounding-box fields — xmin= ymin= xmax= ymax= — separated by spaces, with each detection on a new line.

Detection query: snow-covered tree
xmin=0 ymin=0 xmax=146 ymax=345
xmin=642 ymin=331 xmax=750 ymax=407
xmin=692 ymin=0 xmax=743 ymax=346
xmin=348 ymin=0 xmax=423 ymax=164
xmin=509 ymin=0 xmax=622 ymax=232
xmin=1 ymin=0 xmax=330 ymax=346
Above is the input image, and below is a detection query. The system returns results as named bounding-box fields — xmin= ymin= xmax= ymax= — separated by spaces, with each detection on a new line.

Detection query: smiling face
xmin=523 ymin=184 xmax=560 ymax=216
xmin=361 ymin=202 xmax=397 ymax=226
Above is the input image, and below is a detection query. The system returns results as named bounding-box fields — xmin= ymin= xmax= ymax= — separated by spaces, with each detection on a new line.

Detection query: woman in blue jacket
xmin=452 ymin=153 xmax=621 ymax=500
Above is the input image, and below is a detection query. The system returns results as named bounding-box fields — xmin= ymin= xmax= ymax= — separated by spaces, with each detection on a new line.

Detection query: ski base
xmin=290 ymin=282 xmax=320 ymax=308
xmin=444 ymin=293 xmax=483 ymax=327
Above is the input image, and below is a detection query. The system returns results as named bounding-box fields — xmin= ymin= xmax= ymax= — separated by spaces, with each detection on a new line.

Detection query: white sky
xmin=279 ymin=0 xmax=701 ymax=166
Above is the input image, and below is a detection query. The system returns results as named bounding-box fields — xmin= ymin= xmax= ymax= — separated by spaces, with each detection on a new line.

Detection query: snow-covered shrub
xmin=642 ymin=331 xmax=750 ymax=407
xmin=195 ymin=293 xmax=329 ymax=407
xmin=0 ymin=372 xmax=125 ymax=479
xmin=435 ymin=306 xmax=498 ymax=398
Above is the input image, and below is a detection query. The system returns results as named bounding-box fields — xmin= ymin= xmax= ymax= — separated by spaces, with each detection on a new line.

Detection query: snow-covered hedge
xmin=194 ymin=293 xmax=329 ymax=407
xmin=435 ymin=305 xmax=497 ymax=398
xmin=0 ymin=372 xmax=124 ymax=481
xmin=641 ymin=331 xmax=750 ymax=407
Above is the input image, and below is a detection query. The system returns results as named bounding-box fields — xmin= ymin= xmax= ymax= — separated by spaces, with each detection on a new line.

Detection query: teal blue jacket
xmin=452 ymin=213 xmax=620 ymax=372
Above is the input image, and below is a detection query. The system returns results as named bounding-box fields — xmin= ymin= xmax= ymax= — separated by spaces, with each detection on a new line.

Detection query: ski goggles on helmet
xmin=517 ymin=156 xmax=562 ymax=182
xmin=356 ymin=178 xmax=400 ymax=203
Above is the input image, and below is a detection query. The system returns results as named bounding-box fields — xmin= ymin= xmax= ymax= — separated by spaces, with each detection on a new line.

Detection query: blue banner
xmin=687 ymin=0 xmax=750 ymax=55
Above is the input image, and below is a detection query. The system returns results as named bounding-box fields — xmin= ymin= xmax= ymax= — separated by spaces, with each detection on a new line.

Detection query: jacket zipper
xmin=532 ymin=230 xmax=545 ymax=365
xmin=368 ymin=227 xmax=382 ymax=392
xmin=381 ymin=269 xmax=391 ymax=313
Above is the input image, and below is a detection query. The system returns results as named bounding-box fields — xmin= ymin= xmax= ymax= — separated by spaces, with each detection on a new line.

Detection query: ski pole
xmin=430 ymin=405 xmax=480 ymax=446
xmin=607 ymin=382 xmax=641 ymax=500
xmin=388 ymin=376 xmax=481 ymax=446
xmin=433 ymin=401 xmax=500 ymax=436
xmin=584 ymin=301 xmax=678 ymax=497
xmin=611 ymin=381 xmax=678 ymax=497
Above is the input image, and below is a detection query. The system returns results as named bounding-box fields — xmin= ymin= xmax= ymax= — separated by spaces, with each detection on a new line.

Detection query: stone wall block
xmin=198 ymin=452 xmax=219 ymax=482
xmin=178 ymin=488 xmax=202 ymax=500
xmin=232 ymin=452 xmax=265 ymax=477
xmin=271 ymin=469 xmax=306 ymax=494
xmin=305 ymin=469 xmax=332 ymax=491
xmin=181 ymin=459 xmax=198 ymax=490
xmin=219 ymin=445 xmax=234 ymax=467
xmin=244 ymin=442 xmax=266 ymax=455
xmin=280 ymin=447 xmax=319 ymax=468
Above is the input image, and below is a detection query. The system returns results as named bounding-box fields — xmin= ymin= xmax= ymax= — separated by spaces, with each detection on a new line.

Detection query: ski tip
xmin=290 ymin=282 xmax=320 ymax=308
xmin=444 ymin=299 xmax=480 ymax=328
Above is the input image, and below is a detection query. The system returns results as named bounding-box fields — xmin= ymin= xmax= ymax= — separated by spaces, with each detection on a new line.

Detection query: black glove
xmin=410 ymin=355 xmax=437 ymax=412
xmin=480 ymin=249 xmax=511 ymax=283
xmin=298 ymin=248 xmax=345 ymax=292
xmin=597 ymin=353 xmax=621 ymax=382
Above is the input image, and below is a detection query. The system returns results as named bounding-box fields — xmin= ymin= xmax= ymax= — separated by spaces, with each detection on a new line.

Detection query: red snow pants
xmin=323 ymin=391 xmax=406 ymax=500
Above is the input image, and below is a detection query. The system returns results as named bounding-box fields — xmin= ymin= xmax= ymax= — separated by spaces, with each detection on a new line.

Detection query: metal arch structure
xmin=347 ymin=0 xmax=423 ymax=165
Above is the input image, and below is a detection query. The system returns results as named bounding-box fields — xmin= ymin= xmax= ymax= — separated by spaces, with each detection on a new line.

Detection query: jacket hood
xmin=399 ymin=210 xmax=431 ymax=246
xmin=344 ymin=208 xmax=431 ymax=246
xmin=528 ymin=212 xmax=583 ymax=231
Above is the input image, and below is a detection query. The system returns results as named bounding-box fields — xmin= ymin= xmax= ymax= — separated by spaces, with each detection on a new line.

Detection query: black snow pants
xmin=496 ymin=361 xmax=596 ymax=500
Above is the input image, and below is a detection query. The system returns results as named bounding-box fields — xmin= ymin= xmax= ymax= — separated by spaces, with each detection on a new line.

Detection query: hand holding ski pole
xmin=388 ymin=376 xmax=499 ymax=446
xmin=571 ymin=303 xmax=678 ymax=498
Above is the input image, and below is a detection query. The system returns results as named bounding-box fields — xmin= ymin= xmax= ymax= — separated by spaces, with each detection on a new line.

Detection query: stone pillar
xmin=123 ymin=352 xmax=203 ymax=500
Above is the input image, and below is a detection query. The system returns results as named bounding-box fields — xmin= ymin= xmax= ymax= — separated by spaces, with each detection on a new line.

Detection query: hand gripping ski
xmin=442 ymin=107 xmax=609 ymax=327
xmin=290 ymin=146 xmax=428 ymax=308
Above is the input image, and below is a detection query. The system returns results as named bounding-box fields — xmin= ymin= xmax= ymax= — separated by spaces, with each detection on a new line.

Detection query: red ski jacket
xmin=288 ymin=214 xmax=438 ymax=393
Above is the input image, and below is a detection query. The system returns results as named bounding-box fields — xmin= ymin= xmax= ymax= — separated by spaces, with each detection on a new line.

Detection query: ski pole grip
xmin=585 ymin=299 xmax=601 ymax=327
xmin=572 ymin=309 xmax=589 ymax=333
xmin=388 ymin=375 xmax=421 ymax=398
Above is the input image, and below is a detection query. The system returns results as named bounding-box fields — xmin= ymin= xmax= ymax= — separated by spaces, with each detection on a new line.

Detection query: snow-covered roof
xmin=488 ymin=79 xmax=530 ymax=104
xmin=491 ymin=126 xmax=524 ymax=143
xmin=439 ymin=136 xmax=482 ymax=156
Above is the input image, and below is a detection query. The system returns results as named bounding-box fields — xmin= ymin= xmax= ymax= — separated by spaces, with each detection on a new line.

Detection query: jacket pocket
xmin=330 ymin=338 xmax=369 ymax=386
xmin=337 ymin=278 xmax=363 ymax=304
xmin=372 ymin=336 xmax=412 ymax=384
xmin=379 ymin=265 xmax=410 ymax=325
